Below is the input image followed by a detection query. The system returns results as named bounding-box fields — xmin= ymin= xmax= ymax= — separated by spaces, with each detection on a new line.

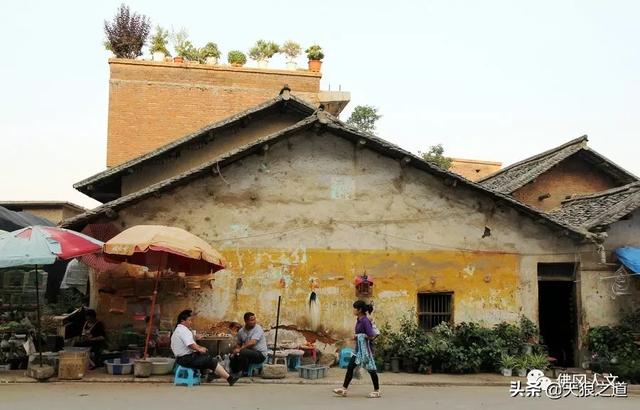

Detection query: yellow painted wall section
xmin=96 ymin=247 xmax=520 ymax=340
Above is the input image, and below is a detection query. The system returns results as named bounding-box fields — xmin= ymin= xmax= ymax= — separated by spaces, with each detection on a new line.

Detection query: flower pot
xmin=391 ymin=357 xmax=400 ymax=373
xmin=501 ymin=368 xmax=513 ymax=377
xmin=522 ymin=344 xmax=533 ymax=355
xmin=152 ymin=52 xmax=165 ymax=62
xmin=231 ymin=63 xmax=244 ymax=68
xmin=308 ymin=59 xmax=322 ymax=72
xmin=516 ymin=368 xmax=527 ymax=377
xmin=173 ymin=56 xmax=184 ymax=63
xmin=205 ymin=56 xmax=218 ymax=65
xmin=286 ymin=61 xmax=297 ymax=71
xmin=257 ymin=60 xmax=268 ymax=68
xmin=134 ymin=359 xmax=152 ymax=378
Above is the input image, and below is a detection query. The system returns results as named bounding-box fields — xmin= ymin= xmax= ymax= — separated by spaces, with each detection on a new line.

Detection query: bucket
xmin=134 ymin=359 xmax=152 ymax=378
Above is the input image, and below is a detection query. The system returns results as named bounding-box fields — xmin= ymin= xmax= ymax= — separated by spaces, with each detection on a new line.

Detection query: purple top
xmin=355 ymin=315 xmax=375 ymax=353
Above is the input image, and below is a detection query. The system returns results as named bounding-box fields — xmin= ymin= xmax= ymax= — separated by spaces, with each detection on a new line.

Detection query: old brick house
xmin=478 ymin=136 xmax=638 ymax=212
xmin=64 ymin=92 xmax=630 ymax=367
xmin=105 ymin=59 xmax=349 ymax=167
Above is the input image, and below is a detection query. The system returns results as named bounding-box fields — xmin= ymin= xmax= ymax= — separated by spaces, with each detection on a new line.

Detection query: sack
xmin=371 ymin=321 xmax=380 ymax=338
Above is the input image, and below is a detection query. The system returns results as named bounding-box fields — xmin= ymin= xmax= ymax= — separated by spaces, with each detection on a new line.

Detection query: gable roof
xmin=62 ymin=111 xmax=594 ymax=242
xmin=550 ymin=182 xmax=640 ymax=230
xmin=478 ymin=136 xmax=638 ymax=194
xmin=74 ymin=88 xmax=317 ymax=202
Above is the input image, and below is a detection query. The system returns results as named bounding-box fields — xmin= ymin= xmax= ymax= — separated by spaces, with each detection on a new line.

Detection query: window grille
xmin=417 ymin=292 xmax=452 ymax=331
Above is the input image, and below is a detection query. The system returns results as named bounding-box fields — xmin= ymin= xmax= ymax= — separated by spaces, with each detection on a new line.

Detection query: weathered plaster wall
xmin=121 ymin=111 xmax=303 ymax=195
xmin=95 ymin=130 xmax=594 ymax=340
xmin=576 ymin=208 xmax=640 ymax=330
xmin=604 ymin=209 xmax=640 ymax=250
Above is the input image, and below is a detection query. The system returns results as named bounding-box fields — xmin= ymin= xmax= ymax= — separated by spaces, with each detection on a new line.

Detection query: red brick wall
xmin=106 ymin=59 xmax=322 ymax=167
xmin=512 ymin=155 xmax=620 ymax=211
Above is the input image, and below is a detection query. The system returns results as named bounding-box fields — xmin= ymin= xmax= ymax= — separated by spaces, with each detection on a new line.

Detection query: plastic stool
xmin=339 ymin=348 xmax=354 ymax=369
xmin=287 ymin=355 xmax=302 ymax=371
xmin=174 ymin=365 xmax=201 ymax=387
xmin=246 ymin=358 xmax=268 ymax=377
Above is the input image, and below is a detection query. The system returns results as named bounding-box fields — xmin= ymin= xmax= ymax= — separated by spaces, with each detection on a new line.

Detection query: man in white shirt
xmin=230 ymin=312 xmax=269 ymax=375
xmin=171 ymin=309 xmax=239 ymax=385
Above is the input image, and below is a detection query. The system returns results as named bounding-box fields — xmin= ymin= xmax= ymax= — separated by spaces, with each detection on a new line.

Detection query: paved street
xmin=1 ymin=383 xmax=637 ymax=410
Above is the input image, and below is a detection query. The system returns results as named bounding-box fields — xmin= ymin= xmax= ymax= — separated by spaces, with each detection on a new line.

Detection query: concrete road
xmin=1 ymin=383 xmax=637 ymax=410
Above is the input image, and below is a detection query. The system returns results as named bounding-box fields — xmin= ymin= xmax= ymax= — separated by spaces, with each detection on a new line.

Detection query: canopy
xmin=104 ymin=225 xmax=226 ymax=274
xmin=103 ymin=225 xmax=226 ymax=358
xmin=615 ymin=247 xmax=640 ymax=273
xmin=0 ymin=206 xmax=53 ymax=231
xmin=0 ymin=226 xmax=104 ymax=268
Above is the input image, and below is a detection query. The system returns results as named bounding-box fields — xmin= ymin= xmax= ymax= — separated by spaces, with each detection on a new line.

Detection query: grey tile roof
xmin=73 ymin=88 xmax=317 ymax=202
xmin=478 ymin=136 xmax=638 ymax=193
xmin=550 ymin=182 xmax=640 ymax=230
xmin=61 ymin=110 xmax=592 ymax=241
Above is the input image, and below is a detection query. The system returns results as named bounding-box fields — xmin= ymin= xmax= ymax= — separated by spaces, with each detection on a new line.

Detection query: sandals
xmin=333 ymin=388 xmax=381 ymax=398
xmin=332 ymin=388 xmax=348 ymax=397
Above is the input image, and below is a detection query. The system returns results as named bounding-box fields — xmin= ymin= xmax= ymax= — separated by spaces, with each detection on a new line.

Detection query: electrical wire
xmin=209 ymin=219 xmax=597 ymax=257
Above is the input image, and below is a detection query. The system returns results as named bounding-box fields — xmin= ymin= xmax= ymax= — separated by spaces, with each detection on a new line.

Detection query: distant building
xmin=449 ymin=158 xmax=502 ymax=181
xmin=0 ymin=201 xmax=86 ymax=224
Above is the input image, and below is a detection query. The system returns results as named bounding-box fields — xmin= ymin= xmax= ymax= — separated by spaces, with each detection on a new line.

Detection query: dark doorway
xmin=538 ymin=263 xmax=577 ymax=367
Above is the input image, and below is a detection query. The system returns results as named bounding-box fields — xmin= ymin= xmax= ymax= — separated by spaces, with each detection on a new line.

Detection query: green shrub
xmin=587 ymin=326 xmax=638 ymax=361
xmin=527 ymin=353 xmax=550 ymax=370
xmin=500 ymin=354 xmax=517 ymax=369
xmin=305 ymin=44 xmax=324 ymax=60
xmin=520 ymin=315 xmax=539 ymax=343
xmin=281 ymin=40 xmax=301 ymax=60
xmin=248 ymin=40 xmax=279 ymax=61
xmin=227 ymin=50 xmax=247 ymax=66
xmin=621 ymin=308 xmax=640 ymax=332
xmin=149 ymin=26 xmax=170 ymax=56
xmin=200 ymin=42 xmax=221 ymax=59
xmin=494 ymin=322 xmax=523 ymax=355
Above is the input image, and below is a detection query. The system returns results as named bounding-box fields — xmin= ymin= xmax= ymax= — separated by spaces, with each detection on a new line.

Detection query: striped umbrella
xmin=0 ymin=226 xmax=103 ymax=364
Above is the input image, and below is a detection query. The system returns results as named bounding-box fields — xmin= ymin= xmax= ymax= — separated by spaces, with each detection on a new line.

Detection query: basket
xmin=105 ymin=358 xmax=133 ymax=375
xmin=298 ymin=364 xmax=328 ymax=379
xmin=58 ymin=348 xmax=90 ymax=380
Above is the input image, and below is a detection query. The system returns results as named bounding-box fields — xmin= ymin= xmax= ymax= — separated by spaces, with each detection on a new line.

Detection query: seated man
xmin=171 ymin=309 xmax=238 ymax=385
xmin=230 ymin=312 xmax=269 ymax=375
xmin=73 ymin=309 xmax=106 ymax=369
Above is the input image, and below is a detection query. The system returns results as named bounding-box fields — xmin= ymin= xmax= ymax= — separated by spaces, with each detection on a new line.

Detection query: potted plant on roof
xmin=281 ymin=40 xmax=301 ymax=70
xmin=103 ymin=4 xmax=150 ymax=59
xmin=305 ymin=44 xmax=324 ymax=72
xmin=249 ymin=40 xmax=280 ymax=68
xmin=171 ymin=29 xmax=198 ymax=63
xmin=200 ymin=42 xmax=221 ymax=65
xmin=149 ymin=26 xmax=171 ymax=62
xmin=227 ymin=50 xmax=247 ymax=67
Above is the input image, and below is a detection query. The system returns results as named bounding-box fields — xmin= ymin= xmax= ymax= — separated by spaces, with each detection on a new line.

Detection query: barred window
xmin=418 ymin=292 xmax=453 ymax=331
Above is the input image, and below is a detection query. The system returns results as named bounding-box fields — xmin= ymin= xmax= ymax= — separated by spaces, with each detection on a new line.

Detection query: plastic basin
xmin=104 ymin=358 xmax=133 ymax=375
xmin=148 ymin=357 xmax=176 ymax=375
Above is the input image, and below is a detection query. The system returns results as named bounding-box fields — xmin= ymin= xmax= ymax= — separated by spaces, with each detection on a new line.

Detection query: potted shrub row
xmin=104 ymin=7 xmax=323 ymax=71
xmin=500 ymin=353 xmax=550 ymax=377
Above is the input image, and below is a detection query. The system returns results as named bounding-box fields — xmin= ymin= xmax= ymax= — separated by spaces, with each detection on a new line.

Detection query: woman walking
xmin=333 ymin=300 xmax=381 ymax=398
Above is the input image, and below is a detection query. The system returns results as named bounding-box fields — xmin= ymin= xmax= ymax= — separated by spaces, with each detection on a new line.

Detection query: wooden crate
xmin=58 ymin=349 xmax=89 ymax=380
